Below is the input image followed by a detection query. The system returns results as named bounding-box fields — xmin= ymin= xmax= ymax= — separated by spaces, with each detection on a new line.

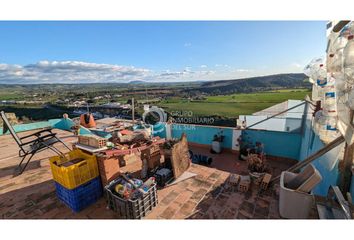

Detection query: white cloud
xmin=155 ymin=67 xmax=214 ymax=81
xmin=0 ymin=61 xmax=220 ymax=83
xmin=183 ymin=42 xmax=192 ymax=47
xmin=291 ymin=62 xmax=303 ymax=68
xmin=215 ymin=64 xmax=230 ymax=68
xmin=0 ymin=60 xmax=301 ymax=84
xmin=234 ymin=69 xmax=251 ymax=72
xmin=184 ymin=66 xmax=192 ymax=72
xmin=0 ymin=61 xmax=150 ymax=84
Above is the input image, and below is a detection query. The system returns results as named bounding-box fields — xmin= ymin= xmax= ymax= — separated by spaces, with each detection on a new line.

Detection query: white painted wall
xmin=239 ymin=100 xmax=305 ymax=132
xmin=286 ymin=100 xmax=305 ymax=119
xmin=285 ymin=118 xmax=303 ymax=132
xmin=231 ymin=129 xmax=242 ymax=151
xmin=239 ymin=115 xmax=287 ymax=131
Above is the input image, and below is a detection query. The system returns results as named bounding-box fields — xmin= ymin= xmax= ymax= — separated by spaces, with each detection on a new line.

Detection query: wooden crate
xmin=78 ymin=135 xmax=107 ymax=148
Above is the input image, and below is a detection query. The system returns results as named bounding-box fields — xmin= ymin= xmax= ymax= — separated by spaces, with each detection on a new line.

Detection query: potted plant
xmin=211 ymin=130 xmax=224 ymax=154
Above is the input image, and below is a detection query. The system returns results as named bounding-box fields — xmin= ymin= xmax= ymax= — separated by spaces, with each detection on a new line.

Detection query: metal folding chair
xmin=1 ymin=111 xmax=71 ymax=175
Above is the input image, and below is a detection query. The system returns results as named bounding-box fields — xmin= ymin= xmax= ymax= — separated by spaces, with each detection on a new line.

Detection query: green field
xmin=0 ymin=83 xmax=311 ymax=123
xmin=159 ymin=89 xmax=311 ymax=117
xmin=159 ymin=102 xmax=276 ymax=117
xmin=0 ymin=90 xmax=25 ymax=100
xmin=205 ymin=89 xmax=310 ymax=103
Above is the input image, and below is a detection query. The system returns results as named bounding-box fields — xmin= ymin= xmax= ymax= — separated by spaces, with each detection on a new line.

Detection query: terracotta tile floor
xmin=0 ymin=129 xmax=297 ymax=219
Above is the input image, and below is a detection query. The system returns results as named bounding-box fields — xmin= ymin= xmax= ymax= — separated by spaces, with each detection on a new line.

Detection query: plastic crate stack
xmin=105 ymin=176 xmax=158 ymax=219
xmin=49 ymin=149 xmax=102 ymax=212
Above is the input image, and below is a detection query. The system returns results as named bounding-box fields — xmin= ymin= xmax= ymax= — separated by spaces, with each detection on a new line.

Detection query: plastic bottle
xmin=339 ymin=22 xmax=354 ymax=39
xmin=133 ymin=179 xmax=143 ymax=188
xmin=311 ymin=84 xmax=320 ymax=101
xmin=328 ymin=50 xmax=343 ymax=73
xmin=317 ymin=114 xmax=328 ymax=137
xmin=142 ymin=177 xmax=155 ymax=192
xmin=325 ymin=116 xmax=338 ymax=140
xmin=323 ymin=85 xmax=337 ymax=117
xmin=304 ymin=58 xmax=327 ymax=86
xmin=303 ymin=62 xmax=313 ymax=78
xmin=327 ymin=35 xmax=347 ymax=73
xmin=317 ymin=85 xmax=326 ymax=102
xmin=348 ymin=89 xmax=354 ymax=110
xmin=313 ymin=110 xmax=323 ymax=135
xmin=343 ymin=35 xmax=354 ymax=84
xmin=326 ymin=116 xmax=337 ymax=130
xmin=327 ymin=32 xmax=338 ymax=72
xmin=316 ymin=114 xmax=338 ymax=141
xmin=316 ymin=64 xmax=328 ymax=86
xmin=332 ymin=72 xmax=346 ymax=92
xmin=330 ymin=73 xmax=347 ymax=107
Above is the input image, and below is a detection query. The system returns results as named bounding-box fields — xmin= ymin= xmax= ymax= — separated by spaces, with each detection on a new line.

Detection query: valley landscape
xmin=0 ymin=73 xmax=311 ymax=127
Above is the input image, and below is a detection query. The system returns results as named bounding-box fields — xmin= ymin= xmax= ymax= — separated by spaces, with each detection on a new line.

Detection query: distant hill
xmin=188 ymin=73 xmax=309 ymax=95
xmin=0 ymin=73 xmax=310 ymax=98
xmin=128 ymin=80 xmax=146 ymax=84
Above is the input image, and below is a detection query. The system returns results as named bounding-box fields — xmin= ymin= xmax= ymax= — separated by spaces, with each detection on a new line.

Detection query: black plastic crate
xmin=104 ymin=177 xmax=158 ymax=219
xmin=153 ymin=167 xmax=174 ymax=188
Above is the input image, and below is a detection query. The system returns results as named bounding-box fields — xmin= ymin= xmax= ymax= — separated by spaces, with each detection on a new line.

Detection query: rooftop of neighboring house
xmin=252 ymin=100 xmax=305 ymax=119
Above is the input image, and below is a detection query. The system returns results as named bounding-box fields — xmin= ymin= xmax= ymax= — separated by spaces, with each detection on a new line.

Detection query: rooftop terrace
xmin=0 ymin=129 xmax=303 ymax=219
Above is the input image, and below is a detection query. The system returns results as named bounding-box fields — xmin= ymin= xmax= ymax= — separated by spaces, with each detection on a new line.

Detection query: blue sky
xmin=0 ymin=21 xmax=327 ymax=83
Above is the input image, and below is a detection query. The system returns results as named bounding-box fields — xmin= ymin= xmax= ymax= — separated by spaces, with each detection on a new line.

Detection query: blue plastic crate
xmin=55 ymin=177 xmax=102 ymax=212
